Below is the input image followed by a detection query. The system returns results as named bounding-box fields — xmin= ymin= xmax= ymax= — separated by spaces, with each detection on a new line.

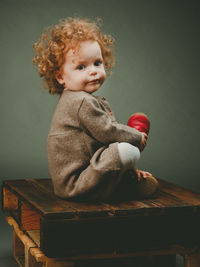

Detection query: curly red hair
xmin=32 ymin=17 xmax=115 ymax=95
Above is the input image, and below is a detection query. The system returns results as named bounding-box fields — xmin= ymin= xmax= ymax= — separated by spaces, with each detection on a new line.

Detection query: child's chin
xmin=85 ymin=86 xmax=100 ymax=93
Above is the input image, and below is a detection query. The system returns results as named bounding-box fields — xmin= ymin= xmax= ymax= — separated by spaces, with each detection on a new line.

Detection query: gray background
xmin=0 ymin=0 xmax=199 ymax=266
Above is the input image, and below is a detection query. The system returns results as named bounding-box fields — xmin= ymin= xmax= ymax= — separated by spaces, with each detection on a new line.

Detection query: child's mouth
xmin=88 ymin=79 xmax=100 ymax=84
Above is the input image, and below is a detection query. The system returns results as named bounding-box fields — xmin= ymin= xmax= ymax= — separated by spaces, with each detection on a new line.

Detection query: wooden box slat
xmin=21 ymin=201 xmax=41 ymax=230
xmin=30 ymin=179 xmax=122 ymax=218
xmin=158 ymin=179 xmax=200 ymax=206
xmin=3 ymin=187 xmax=19 ymax=211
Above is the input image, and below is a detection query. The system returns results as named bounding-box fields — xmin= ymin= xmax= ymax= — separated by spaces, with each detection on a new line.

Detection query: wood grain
xmin=3 ymin=187 xmax=18 ymax=211
xmin=21 ymin=201 xmax=41 ymax=231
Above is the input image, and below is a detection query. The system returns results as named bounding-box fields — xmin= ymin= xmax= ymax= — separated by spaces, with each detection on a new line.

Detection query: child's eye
xmin=94 ymin=60 xmax=102 ymax=66
xmin=77 ymin=64 xmax=85 ymax=70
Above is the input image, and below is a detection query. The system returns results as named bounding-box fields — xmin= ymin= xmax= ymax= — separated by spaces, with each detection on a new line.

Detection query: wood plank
xmin=103 ymin=199 xmax=153 ymax=216
xmin=140 ymin=190 xmax=196 ymax=215
xmin=25 ymin=248 xmax=43 ymax=267
xmin=103 ymin=186 xmax=195 ymax=216
xmin=152 ymin=190 xmax=189 ymax=207
xmin=7 ymin=216 xmax=37 ymax=248
xmin=13 ymin=230 xmax=24 ymax=265
xmin=35 ymin=179 xmax=178 ymax=217
xmin=27 ymin=230 xmax=40 ymax=247
xmin=27 ymin=179 xmax=116 ymax=218
xmin=21 ymin=201 xmax=41 ymax=230
xmin=2 ymin=186 xmax=19 ymax=211
xmin=158 ymin=179 xmax=200 ymax=207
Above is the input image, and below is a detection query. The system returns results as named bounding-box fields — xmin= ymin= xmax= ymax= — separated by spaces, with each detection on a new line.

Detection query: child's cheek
xmin=81 ymin=73 xmax=87 ymax=83
xmin=80 ymin=74 xmax=87 ymax=87
xmin=101 ymin=69 xmax=106 ymax=83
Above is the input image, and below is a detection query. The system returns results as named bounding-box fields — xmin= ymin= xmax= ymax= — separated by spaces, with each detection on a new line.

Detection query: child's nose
xmin=89 ymin=66 xmax=97 ymax=76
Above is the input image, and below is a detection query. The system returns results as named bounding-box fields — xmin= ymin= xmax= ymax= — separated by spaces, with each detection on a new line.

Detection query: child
xmin=33 ymin=17 xmax=158 ymax=201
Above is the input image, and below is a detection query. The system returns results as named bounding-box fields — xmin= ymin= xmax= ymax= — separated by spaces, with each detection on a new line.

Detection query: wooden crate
xmin=7 ymin=216 xmax=74 ymax=267
xmin=7 ymin=216 xmax=200 ymax=267
xmin=2 ymin=178 xmax=200 ymax=266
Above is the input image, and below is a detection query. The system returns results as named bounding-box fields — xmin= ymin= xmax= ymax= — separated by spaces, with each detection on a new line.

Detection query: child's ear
xmin=55 ymin=70 xmax=64 ymax=85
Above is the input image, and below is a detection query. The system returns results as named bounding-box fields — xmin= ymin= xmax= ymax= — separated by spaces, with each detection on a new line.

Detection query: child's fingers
xmin=143 ymin=133 xmax=148 ymax=140
xmin=136 ymin=170 xmax=153 ymax=180
xmin=140 ymin=133 xmax=148 ymax=151
xmin=142 ymin=171 xmax=152 ymax=177
xmin=135 ymin=169 xmax=142 ymax=181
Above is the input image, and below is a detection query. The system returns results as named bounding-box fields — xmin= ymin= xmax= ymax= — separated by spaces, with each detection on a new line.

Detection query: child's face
xmin=57 ymin=40 xmax=106 ymax=93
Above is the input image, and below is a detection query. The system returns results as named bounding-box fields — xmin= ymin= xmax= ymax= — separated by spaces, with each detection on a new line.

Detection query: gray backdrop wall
xmin=0 ymin=0 xmax=199 ymax=262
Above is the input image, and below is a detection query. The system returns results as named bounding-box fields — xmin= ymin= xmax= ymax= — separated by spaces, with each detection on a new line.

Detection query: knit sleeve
xmin=78 ymin=96 xmax=142 ymax=147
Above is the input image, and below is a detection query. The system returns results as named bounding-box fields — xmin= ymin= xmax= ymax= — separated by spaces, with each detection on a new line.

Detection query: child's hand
xmin=140 ymin=132 xmax=148 ymax=151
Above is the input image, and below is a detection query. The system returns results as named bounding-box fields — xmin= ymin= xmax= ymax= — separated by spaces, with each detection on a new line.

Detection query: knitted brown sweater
xmin=47 ymin=90 xmax=142 ymax=200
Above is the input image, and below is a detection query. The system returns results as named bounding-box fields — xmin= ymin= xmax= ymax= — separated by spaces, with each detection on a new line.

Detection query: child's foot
xmin=134 ymin=169 xmax=159 ymax=199
xmin=134 ymin=169 xmax=152 ymax=181
xmin=127 ymin=112 xmax=150 ymax=135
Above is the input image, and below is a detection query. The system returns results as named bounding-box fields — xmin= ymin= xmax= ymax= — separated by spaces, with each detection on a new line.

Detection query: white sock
xmin=117 ymin=142 xmax=140 ymax=173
